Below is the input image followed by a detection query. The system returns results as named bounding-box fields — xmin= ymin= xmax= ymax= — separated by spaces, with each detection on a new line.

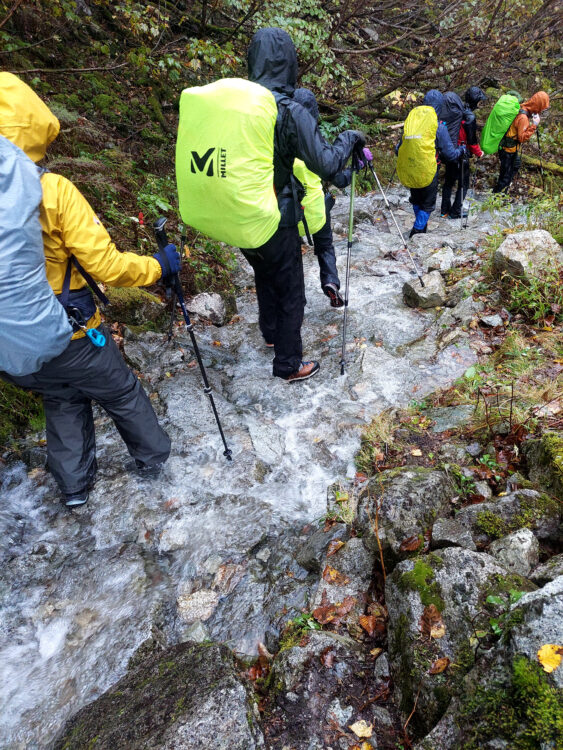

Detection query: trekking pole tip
xmin=224 ymin=448 xmax=233 ymax=461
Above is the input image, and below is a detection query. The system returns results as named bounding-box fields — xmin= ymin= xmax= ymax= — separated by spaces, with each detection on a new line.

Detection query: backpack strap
xmin=59 ymin=255 xmax=109 ymax=311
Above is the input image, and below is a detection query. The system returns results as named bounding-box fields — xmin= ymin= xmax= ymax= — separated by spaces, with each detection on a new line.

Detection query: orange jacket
xmin=503 ymin=91 xmax=550 ymax=153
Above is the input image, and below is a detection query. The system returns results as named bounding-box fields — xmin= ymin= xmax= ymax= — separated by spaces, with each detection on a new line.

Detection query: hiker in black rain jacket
xmin=246 ymin=27 xmax=363 ymax=383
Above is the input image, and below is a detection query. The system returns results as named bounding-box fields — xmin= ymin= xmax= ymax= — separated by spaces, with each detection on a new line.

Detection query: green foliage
xmin=185 ymin=238 xmax=236 ymax=295
xmin=279 ymin=612 xmax=321 ymax=651
xmin=484 ymin=589 xmax=525 ymax=636
xmin=137 ymin=175 xmax=176 ymax=217
xmin=398 ymin=559 xmax=445 ymax=611
xmin=0 ymin=381 xmax=45 ymax=445
xmin=503 ymin=264 xmax=563 ymax=324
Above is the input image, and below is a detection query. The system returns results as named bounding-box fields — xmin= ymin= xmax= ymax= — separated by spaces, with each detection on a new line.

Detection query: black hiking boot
xmin=281 ymin=361 xmax=320 ymax=383
xmin=64 ymin=491 xmax=89 ymax=508
xmin=322 ymin=283 xmax=344 ymax=308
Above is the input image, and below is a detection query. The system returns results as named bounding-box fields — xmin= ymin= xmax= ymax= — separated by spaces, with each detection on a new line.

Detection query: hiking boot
xmin=264 ymin=340 xmax=274 ymax=349
xmin=64 ymin=491 xmax=89 ymax=508
xmin=283 ymin=361 xmax=320 ymax=383
xmin=322 ymin=283 xmax=344 ymax=308
xmin=448 ymin=211 xmax=468 ymax=220
xmin=129 ymin=460 xmax=165 ymax=479
xmin=440 ymin=212 xmax=449 ymax=218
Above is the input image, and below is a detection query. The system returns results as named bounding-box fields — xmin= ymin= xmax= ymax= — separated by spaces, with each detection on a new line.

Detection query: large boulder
xmin=415 ymin=576 xmax=563 ymax=749
xmin=523 ymin=431 xmax=563 ymax=499
xmin=454 ymin=489 xmax=560 ymax=547
xmin=104 ymin=286 xmax=167 ymax=327
xmin=187 ymin=292 xmax=229 ymax=325
xmin=356 ymin=467 xmax=457 ymax=567
xmin=386 ymin=547 xmax=534 ymax=739
xmin=403 ymin=271 xmax=447 ymax=309
xmin=492 ymin=229 xmax=563 ymax=279
xmin=54 ymin=642 xmax=265 ymax=750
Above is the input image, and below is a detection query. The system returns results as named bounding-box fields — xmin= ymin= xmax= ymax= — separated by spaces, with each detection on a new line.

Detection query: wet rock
xmin=310 ymin=537 xmax=375 ymax=631
xmin=177 ymin=589 xmax=219 ymax=623
xmin=357 ymin=467 xmax=456 ymax=567
xmin=454 ymin=489 xmax=561 ymax=546
xmin=523 ymin=431 xmax=563 ymax=499
xmin=386 ymin=547 xmax=532 ymax=739
xmin=180 ymin=620 xmax=210 ymax=643
xmin=268 ymin=630 xmax=397 ymax=749
xmin=427 ymin=247 xmax=455 ymax=273
xmin=104 ymin=286 xmax=167 ymax=328
xmin=480 ymin=313 xmax=503 ymax=328
xmin=530 ymin=553 xmax=563 ymax=585
xmin=187 ymin=292 xmax=228 ymax=325
xmin=426 ymin=404 xmax=475 ymax=433
xmin=489 ymin=528 xmax=539 ymax=577
xmin=431 ymin=518 xmax=476 ymax=551
xmin=373 ymin=652 xmax=390 ymax=681
xmin=403 ymin=271 xmax=447 ymax=309
xmin=493 ymin=229 xmax=563 ymax=279
xmin=445 ymin=274 xmax=478 ymax=307
xmin=54 ymin=642 xmax=265 ymax=749
xmin=474 ymin=480 xmax=493 ymax=499
xmin=294 ymin=523 xmax=348 ymax=573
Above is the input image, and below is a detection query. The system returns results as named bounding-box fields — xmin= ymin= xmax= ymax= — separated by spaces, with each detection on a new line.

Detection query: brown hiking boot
xmin=283 ymin=361 xmax=320 ymax=383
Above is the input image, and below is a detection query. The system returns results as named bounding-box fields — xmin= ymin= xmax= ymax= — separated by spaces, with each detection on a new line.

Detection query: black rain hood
xmin=293 ymin=88 xmax=319 ymax=121
xmin=247 ymin=27 xmax=298 ymax=96
xmin=464 ymin=86 xmax=487 ymax=110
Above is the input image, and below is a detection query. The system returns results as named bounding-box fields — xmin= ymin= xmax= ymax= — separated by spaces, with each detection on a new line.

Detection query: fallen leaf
xmin=370 ymin=647 xmax=384 ymax=658
xmin=429 ymin=657 xmax=450 ymax=674
xmin=327 ymin=540 xmax=346 ymax=557
xmin=410 ymin=448 xmax=423 ymax=457
xmin=420 ymin=604 xmax=447 ymax=639
xmin=359 ymin=615 xmax=378 ymax=637
xmin=537 ymin=643 xmax=563 ymax=673
xmin=320 ymin=646 xmax=335 ymax=667
xmin=349 ymin=720 xmax=373 ymax=738
xmin=399 ymin=534 xmax=422 ymax=552
xmin=322 ymin=565 xmax=350 ymax=585
xmin=313 ymin=591 xmax=356 ymax=625
xmin=212 ymin=340 xmax=222 ymax=346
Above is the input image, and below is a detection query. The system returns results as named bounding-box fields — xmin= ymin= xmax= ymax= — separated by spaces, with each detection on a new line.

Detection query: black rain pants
xmin=3 ymin=325 xmax=171 ymax=495
xmin=493 ymin=150 xmax=519 ymax=193
xmin=242 ymin=225 xmax=305 ymax=378
xmin=441 ymin=158 xmax=469 ymax=216
xmin=313 ymin=192 xmax=340 ymax=289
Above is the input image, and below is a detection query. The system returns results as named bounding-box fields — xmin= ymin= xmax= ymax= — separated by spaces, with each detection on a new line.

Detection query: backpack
xmin=397 ymin=106 xmax=438 ymax=189
xmin=0 ymin=136 xmax=72 ymax=376
xmin=293 ymin=159 xmax=326 ymax=238
xmin=441 ymin=92 xmax=464 ymax=148
xmin=176 ymin=78 xmax=281 ymax=249
xmin=480 ymin=94 xmax=521 ymax=154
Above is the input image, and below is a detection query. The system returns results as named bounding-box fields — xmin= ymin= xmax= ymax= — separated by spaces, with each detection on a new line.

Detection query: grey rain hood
xmin=423 ymin=89 xmax=444 ymax=117
xmin=247 ymin=27 xmax=298 ymax=96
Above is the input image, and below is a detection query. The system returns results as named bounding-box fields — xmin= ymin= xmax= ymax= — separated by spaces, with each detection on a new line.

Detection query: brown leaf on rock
xmin=359 ymin=615 xmax=378 ymax=636
xmin=429 ymin=657 xmax=450 ymax=674
xmin=312 ymin=590 xmax=356 ymax=625
xmin=320 ymin=646 xmax=335 ymax=668
xmin=327 ymin=540 xmax=346 ymax=557
xmin=322 ymin=565 xmax=350 ymax=585
xmin=399 ymin=534 xmax=422 ymax=552
xmin=420 ymin=604 xmax=446 ymax=639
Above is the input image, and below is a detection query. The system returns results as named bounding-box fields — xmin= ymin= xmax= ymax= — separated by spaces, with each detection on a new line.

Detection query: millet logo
xmin=190 ymin=147 xmax=227 ymax=178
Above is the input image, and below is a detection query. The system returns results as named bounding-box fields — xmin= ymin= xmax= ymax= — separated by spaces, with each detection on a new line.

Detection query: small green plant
xmin=484 ymin=589 xmax=525 ymax=636
xmin=503 ymin=265 xmax=563 ymax=324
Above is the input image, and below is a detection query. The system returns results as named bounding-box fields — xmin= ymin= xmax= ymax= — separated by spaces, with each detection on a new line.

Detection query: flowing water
xmin=0 ymin=190 xmax=497 ymax=748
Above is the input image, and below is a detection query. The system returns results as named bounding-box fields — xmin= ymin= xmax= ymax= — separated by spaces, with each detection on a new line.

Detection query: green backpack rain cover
xmin=293 ymin=159 xmax=326 ymax=237
xmin=480 ymin=94 xmax=520 ymax=154
xmin=397 ymin=105 xmax=438 ymax=189
xmin=176 ymin=78 xmax=280 ymax=249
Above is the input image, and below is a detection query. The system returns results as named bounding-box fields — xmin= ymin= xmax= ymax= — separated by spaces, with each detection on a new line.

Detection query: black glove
xmin=154 ymin=243 xmax=181 ymax=282
xmin=350 ymin=130 xmax=366 ymax=148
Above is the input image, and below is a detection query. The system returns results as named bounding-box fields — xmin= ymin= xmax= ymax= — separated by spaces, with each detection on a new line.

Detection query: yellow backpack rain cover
xmin=176 ymin=78 xmax=280 ymax=249
xmin=293 ymin=159 xmax=326 ymax=237
xmin=397 ymin=105 xmax=438 ymax=189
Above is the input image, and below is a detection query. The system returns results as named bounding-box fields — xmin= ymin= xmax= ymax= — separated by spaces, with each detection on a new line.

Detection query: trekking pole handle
xmin=154 ymin=217 xmax=169 ymax=251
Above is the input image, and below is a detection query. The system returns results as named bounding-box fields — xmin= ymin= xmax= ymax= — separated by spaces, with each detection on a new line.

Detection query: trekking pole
xmin=460 ymin=156 xmax=465 ymax=232
xmin=154 ymin=217 xmax=233 ymax=461
xmin=536 ymin=129 xmax=546 ymax=191
xmin=366 ymin=160 xmax=425 ymax=287
xmin=340 ymin=166 xmax=356 ymax=375
xmin=463 ymin=170 xmax=475 ymax=231
xmin=385 ymin=165 xmax=397 ymax=194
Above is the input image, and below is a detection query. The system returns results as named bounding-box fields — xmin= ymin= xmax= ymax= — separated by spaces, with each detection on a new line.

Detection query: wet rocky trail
xmin=1 ymin=189 xmax=561 ymax=750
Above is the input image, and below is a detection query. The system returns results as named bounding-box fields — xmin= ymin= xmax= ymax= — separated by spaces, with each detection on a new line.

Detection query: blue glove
xmin=154 ymin=243 xmax=181 ymax=281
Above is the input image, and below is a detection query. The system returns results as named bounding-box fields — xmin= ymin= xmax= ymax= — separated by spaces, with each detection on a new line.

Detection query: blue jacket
xmin=423 ymin=90 xmax=464 ymax=164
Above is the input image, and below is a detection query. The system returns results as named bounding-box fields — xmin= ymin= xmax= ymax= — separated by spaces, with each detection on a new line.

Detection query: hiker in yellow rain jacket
xmin=0 ymin=73 xmax=180 ymax=508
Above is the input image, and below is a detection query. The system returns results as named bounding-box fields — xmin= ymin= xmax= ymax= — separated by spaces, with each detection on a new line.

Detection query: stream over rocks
xmin=1 ymin=189 xmax=503 ymax=747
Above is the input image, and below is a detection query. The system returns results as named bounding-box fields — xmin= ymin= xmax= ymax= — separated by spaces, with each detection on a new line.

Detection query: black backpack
xmin=440 ymin=92 xmax=465 ymax=148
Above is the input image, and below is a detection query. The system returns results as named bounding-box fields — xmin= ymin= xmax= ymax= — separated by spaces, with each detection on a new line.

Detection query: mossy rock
xmin=54 ymin=642 xmax=264 ymax=750
xmin=103 ymin=287 xmax=167 ymax=328
xmin=523 ymin=431 xmax=563 ymax=499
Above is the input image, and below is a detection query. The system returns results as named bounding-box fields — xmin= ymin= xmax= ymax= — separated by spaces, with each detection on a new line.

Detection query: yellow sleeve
xmin=57 ymin=176 xmax=163 ymax=287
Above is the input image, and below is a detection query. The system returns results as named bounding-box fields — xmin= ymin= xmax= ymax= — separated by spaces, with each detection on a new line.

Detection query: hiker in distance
xmin=293 ymin=87 xmax=373 ymax=309
xmin=0 ymin=73 xmax=178 ymax=508
xmin=396 ymin=89 xmax=466 ymax=238
xmin=440 ymin=86 xmax=486 ymax=219
xmin=246 ymin=28 xmax=365 ymax=382
xmin=492 ymin=90 xmax=550 ymax=193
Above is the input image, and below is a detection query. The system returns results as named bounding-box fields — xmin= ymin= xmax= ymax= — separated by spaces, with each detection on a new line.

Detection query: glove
xmin=532 ymin=113 xmax=540 ymax=126
xmin=459 ymin=144 xmax=468 ymax=159
xmin=154 ymin=243 xmax=181 ymax=281
xmin=350 ymin=130 xmax=366 ymax=148
xmin=362 ymin=147 xmax=374 ymax=163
